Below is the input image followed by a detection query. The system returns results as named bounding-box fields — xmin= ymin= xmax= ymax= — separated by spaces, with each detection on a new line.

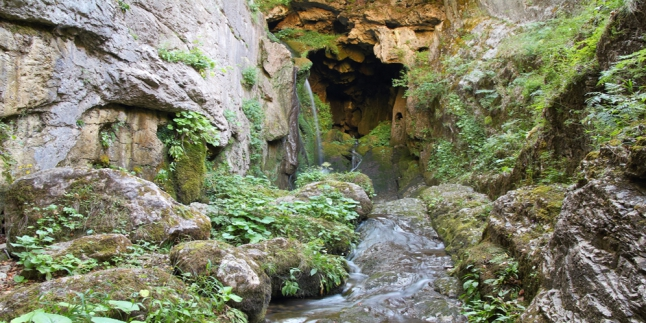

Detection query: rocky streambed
xmin=265 ymin=198 xmax=465 ymax=323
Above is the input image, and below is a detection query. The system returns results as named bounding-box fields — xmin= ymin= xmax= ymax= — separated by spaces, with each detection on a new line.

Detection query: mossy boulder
xmin=44 ymin=234 xmax=133 ymax=262
xmin=170 ymin=240 xmax=271 ymax=323
xmin=294 ymin=180 xmax=373 ymax=219
xmin=0 ymin=268 xmax=188 ymax=321
xmin=4 ymin=168 xmax=211 ymax=252
xmin=417 ymin=184 xmax=492 ymax=256
xmin=238 ymin=238 xmax=331 ymax=299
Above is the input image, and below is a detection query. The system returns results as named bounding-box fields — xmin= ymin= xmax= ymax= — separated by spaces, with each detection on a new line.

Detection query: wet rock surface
xmin=265 ymin=198 xmax=465 ymax=323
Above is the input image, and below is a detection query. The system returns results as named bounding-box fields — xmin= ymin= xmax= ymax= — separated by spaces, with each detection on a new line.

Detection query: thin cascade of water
xmin=350 ymin=139 xmax=362 ymax=172
xmin=304 ymin=79 xmax=323 ymax=166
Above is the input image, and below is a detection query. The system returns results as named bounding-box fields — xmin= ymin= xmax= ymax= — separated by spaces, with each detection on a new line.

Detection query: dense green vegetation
xmin=398 ymin=0 xmax=629 ymax=185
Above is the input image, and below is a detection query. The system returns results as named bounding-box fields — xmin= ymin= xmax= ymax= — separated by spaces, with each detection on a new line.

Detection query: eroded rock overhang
xmin=268 ymin=0 xmax=445 ymax=137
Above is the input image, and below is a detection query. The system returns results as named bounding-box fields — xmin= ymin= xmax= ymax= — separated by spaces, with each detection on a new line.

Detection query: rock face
xmin=0 ymin=0 xmax=296 ymax=187
xmin=523 ymin=146 xmax=646 ymax=322
xmin=4 ymin=167 xmax=211 ymax=251
xmin=0 ymin=268 xmax=188 ymax=321
xmin=485 ymin=185 xmax=566 ymax=299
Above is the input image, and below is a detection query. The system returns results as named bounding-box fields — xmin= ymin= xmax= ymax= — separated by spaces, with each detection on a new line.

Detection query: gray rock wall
xmin=0 ymin=0 xmax=295 ymax=185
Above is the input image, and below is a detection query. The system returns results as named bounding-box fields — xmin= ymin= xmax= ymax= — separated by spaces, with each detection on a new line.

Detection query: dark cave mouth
xmin=305 ymin=47 xmax=405 ymax=138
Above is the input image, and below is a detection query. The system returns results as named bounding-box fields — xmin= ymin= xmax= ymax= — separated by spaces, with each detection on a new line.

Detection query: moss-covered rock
xmin=484 ymin=184 xmax=566 ymax=299
xmin=45 ymin=234 xmax=132 ymax=262
xmin=4 ymin=168 xmax=211 ymax=252
xmin=170 ymin=240 xmax=271 ymax=323
xmin=0 ymin=268 xmax=188 ymax=321
xmin=417 ymin=184 xmax=492 ymax=257
xmin=173 ymin=141 xmax=207 ymax=204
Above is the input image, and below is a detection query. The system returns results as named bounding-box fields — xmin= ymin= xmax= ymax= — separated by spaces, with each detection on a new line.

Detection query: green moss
xmin=173 ymin=140 xmax=207 ymax=204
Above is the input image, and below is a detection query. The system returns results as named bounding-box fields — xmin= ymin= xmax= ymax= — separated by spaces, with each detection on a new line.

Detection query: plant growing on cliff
xmin=116 ymin=0 xmax=130 ymax=12
xmin=241 ymin=67 xmax=258 ymax=88
xmin=275 ymin=28 xmax=339 ymax=55
xmin=242 ymin=99 xmax=265 ymax=175
xmin=160 ymin=111 xmax=220 ymax=162
xmin=158 ymin=47 xmax=216 ymax=78
xmin=584 ymin=48 xmax=646 ymax=145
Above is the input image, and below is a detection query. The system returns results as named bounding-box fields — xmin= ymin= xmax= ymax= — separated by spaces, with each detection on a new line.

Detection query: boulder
xmin=523 ymin=146 xmax=646 ymax=322
xmin=45 ymin=234 xmax=132 ymax=262
xmin=417 ymin=184 xmax=492 ymax=255
xmin=4 ymin=168 xmax=211 ymax=252
xmin=170 ymin=240 xmax=271 ymax=323
xmin=0 ymin=268 xmax=188 ymax=321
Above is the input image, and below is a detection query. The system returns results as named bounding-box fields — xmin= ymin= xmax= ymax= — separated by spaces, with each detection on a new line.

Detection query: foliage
xmin=584 ymin=48 xmax=646 ymax=145
xmin=303 ymin=240 xmax=348 ymax=294
xmin=359 ymin=121 xmax=391 ymax=147
xmin=394 ymin=69 xmax=449 ymax=109
xmin=203 ymin=171 xmax=358 ymax=249
xmin=116 ymin=0 xmax=130 ymax=12
xmin=242 ymin=99 xmax=265 ymax=175
xmin=99 ymin=122 xmax=125 ymax=149
xmin=11 ymin=205 xmax=99 ymax=281
xmin=275 ymin=28 xmax=339 ymax=56
xmin=497 ymin=0 xmax=624 ymax=111
xmin=251 ymin=0 xmax=290 ymax=13
xmin=426 ymin=139 xmax=466 ymax=183
xmin=158 ymin=111 xmax=219 ymax=165
xmin=280 ymin=268 xmax=301 ymax=296
xmin=460 ymin=258 xmax=525 ymax=323
xmin=241 ymin=67 xmax=258 ymax=88
xmin=277 ymin=186 xmax=360 ymax=226
xmin=158 ymin=47 xmax=215 ymax=78
xmin=8 ymin=285 xmax=244 ymax=323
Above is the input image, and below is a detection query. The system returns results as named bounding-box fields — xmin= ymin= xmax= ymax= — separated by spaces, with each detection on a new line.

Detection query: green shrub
xmin=158 ymin=47 xmax=216 ymax=78
xmin=242 ymin=99 xmax=265 ymax=175
xmin=241 ymin=67 xmax=258 ymax=88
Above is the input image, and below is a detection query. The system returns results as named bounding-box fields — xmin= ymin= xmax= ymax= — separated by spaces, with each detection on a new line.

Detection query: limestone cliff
xmin=0 ymin=0 xmax=296 ymax=189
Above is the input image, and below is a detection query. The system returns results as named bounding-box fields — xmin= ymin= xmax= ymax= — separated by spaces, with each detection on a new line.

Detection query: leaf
xmin=13 ymin=275 xmax=25 ymax=283
xmin=310 ymin=268 xmax=318 ymax=276
xmin=91 ymin=318 xmax=128 ymax=323
xmin=139 ymin=289 xmax=150 ymax=298
xmin=29 ymin=311 xmax=72 ymax=323
xmin=107 ymin=300 xmax=140 ymax=313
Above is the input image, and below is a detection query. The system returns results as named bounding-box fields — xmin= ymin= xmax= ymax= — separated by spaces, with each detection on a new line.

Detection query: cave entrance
xmin=306 ymin=47 xmax=405 ymax=138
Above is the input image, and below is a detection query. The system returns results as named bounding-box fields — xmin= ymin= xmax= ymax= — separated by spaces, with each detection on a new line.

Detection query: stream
xmin=265 ymin=198 xmax=466 ymax=323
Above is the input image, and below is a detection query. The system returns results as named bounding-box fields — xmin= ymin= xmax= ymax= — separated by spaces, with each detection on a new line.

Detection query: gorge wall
xmin=0 ymin=0 xmax=297 ymax=193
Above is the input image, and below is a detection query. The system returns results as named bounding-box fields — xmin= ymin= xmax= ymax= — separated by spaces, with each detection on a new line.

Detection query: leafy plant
xmin=158 ymin=47 xmax=216 ymax=78
xmin=159 ymin=111 xmax=220 ymax=164
xmin=116 ymin=0 xmax=130 ymax=12
xmin=281 ymin=268 xmax=301 ymax=296
xmin=241 ymin=67 xmax=258 ymax=88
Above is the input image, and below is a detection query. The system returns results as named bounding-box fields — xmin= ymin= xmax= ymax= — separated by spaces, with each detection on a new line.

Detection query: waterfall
xmin=350 ymin=139 xmax=362 ymax=172
xmin=304 ymin=79 xmax=323 ymax=166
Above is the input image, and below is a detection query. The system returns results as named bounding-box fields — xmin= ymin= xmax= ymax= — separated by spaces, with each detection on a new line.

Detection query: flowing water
xmin=265 ymin=199 xmax=465 ymax=323
xmin=304 ymin=79 xmax=323 ymax=166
